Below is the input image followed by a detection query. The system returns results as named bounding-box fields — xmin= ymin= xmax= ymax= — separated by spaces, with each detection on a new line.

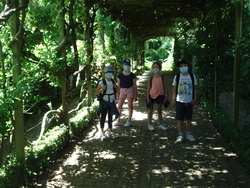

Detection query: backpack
xmin=175 ymin=73 xmax=195 ymax=99
xmin=96 ymin=78 xmax=116 ymax=101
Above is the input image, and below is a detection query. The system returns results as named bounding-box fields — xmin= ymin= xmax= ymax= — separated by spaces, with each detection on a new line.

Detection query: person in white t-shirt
xmin=172 ymin=59 xmax=197 ymax=143
xmin=96 ymin=66 xmax=119 ymax=141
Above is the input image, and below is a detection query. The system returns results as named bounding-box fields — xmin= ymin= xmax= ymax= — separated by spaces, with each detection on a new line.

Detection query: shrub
xmin=201 ymin=99 xmax=250 ymax=174
xmin=0 ymin=102 xmax=99 ymax=188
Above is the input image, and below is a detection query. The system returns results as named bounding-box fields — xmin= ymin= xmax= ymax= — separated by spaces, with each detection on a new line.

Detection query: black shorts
xmin=176 ymin=102 xmax=193 ymax=120
xmin=146 ymin=95 xmax=164 ymax=109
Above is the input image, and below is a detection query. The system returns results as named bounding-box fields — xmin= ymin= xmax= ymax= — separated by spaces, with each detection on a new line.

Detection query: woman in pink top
xmin=146 ymin=62 xmax=168 ymax=131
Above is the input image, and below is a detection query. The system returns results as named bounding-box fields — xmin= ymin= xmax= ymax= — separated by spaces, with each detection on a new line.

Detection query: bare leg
xmin=117 ymin=97 xmax=126 ymax=121
xmin=157 ymin=104 xmax=162 ymax=124
xmin=147 ymin=104 xmax=154 ymax=124
xmin=178 ymin=120 xmax=184 ymax=133
xmin=186 ymin=120 xmax=192 ymax=132
xmin=127 ymin=97 xmax=134 ymax=121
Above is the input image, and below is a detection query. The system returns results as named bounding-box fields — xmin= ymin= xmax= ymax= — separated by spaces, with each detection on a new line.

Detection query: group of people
xmin=95 ymin=58 xmax=197 ymax=143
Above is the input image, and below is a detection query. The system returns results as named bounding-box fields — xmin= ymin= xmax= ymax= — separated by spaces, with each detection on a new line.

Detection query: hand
xmin=134 ymin=95 xmax=138 ymax=102
xmin=147 ymin=98 xmax=150 ymax=104
xmin=102 ymin=85 xmax=107 ymax=91
xmin=163 ymin=96 xmax=168 ymax=103
xmin=113 ymin=84 xmax=119 ymax=90
xmin=190 ymin=99 xmax=196 ymax=105
xmin=172 ymin=99 xmax=177 ymax=106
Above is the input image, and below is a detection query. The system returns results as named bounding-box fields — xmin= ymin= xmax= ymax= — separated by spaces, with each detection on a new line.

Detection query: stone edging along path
xmin=32 ymin=71 xmax=250 ymax=188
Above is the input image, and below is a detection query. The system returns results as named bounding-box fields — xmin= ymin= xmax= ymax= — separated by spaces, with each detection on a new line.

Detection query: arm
xmin=133 ymin=78 xmax=137 ymax=102
xmin=95 ymin=81 xmax=106 ymax=95
xmin=146 ymin=79 xmax=151 ymax=103
xmin=172 ymin=85 xmax=177 ymax=106
xmin=116 ymin=78 xmax=121 ymax=102
xmin=190 ymin=85 xmax=197 ymax=105
xmin=163 ymin=76 xmax=168 ymax=102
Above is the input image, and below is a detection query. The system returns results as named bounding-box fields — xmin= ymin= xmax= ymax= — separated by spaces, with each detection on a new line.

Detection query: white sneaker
xmin=99 ymin=133 xmax=106 ymax=141
xmin=158 ymin=124 xmax=168 ymax=131
xmin=108 ymin=132 xmax=118 ymax=139
xmin=114 ymin=121 xmax=122 ymax=126
xmin=176 ymin=135 xmax=184 ymax=143
xmin=186 ymin=134 xmax=196 ymax=142
xmin=124 ymin=121 xmax=131 ymax=127
xmin=148 ymin=124 xmax=155 ymax=131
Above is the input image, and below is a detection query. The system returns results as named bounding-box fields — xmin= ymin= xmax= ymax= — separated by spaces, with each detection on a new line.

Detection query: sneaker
xmin=108 ymin=132 xmax=118 ymax=139
xmin=158 ymin=124 xmax=168 ymax=131
xmin=148 ymin=124 xmax=155 ymax=131
xmin=176 ymin=135 xmax=184 ymax=143
xmin=99 ymin=133 xmax=106 ymax=141
xmin=114 ymin=121 xmax=122 ymax=126
xmin=186 ymin=134 xmax=196 ymax=142
xmin=124 ymin=121 xmax=131 ymax=127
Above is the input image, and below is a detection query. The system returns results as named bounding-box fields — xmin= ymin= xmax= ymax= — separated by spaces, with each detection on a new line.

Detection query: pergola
xmin=102 ymin=0 xmax=205 ymax=39
xmin=101 ymin=0 xmax=243 ymax=123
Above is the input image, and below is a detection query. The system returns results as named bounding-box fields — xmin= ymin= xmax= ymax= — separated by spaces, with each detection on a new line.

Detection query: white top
xmin=99 ymin=79 xmax=116 ymax=102
xmin=172 ymin=74 xmax=197 ymax=103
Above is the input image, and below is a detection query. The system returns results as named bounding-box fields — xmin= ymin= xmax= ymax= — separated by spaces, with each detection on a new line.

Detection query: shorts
xmin=146 ymin=95 xmax=164 ymax=109
xmin=176 ymin=102 xmax=193 ymax=120
xmin=119 ymin=87 xmax=135 ymax=99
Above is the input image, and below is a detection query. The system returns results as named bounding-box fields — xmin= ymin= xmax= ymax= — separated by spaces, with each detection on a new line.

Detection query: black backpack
xmin=175 ymin=73 xmax=195 ymax=99
xmin=96 ymin=78 xmax=116 ymax=101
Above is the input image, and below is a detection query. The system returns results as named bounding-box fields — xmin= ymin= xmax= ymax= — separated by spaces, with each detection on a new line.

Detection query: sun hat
xmin=104 ymin=66 xmax=114 ymax=73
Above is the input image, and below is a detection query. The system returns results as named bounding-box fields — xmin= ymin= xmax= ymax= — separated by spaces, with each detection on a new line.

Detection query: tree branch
xmin=0 ymin=0 xmax=29 ymax=22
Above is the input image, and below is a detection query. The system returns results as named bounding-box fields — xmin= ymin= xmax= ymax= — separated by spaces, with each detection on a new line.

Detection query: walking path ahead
xmin=33 ymin=71 xmax=250 ymax=188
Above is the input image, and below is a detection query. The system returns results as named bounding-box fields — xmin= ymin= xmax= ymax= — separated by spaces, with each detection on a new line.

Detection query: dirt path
xmin=31 ymin=71 xmax=250 ymax=188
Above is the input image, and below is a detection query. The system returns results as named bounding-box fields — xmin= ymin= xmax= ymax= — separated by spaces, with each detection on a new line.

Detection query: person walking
xmin=146 ymin=62 xmax=168 ymax=131
xmin=172 ymin=59 xmax=197 ymax=143
xmin=95 ymin=66 xmax=119 ymax=141
xmin=115 ymin=59 xmax=137 ymax=127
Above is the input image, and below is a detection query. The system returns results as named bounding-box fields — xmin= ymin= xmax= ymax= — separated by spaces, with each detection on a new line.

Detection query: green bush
xmin=69 ymin=101 xmax=98 ymax=137
xmin=0 ymin=102 xmax=98 ymax=188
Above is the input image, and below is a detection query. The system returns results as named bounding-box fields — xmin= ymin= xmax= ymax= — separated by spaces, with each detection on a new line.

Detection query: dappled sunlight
xmin=94 ymin=150 xmax=117 ymax=159
xmin=132 ymin=109 xmax=148 ymax=120
xmin=34 ymin=71 xmax=250 ymax=188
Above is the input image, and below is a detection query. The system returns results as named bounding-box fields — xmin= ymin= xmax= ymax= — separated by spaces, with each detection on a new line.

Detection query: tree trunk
xmin=10 ymin=0 xmax=25 ymax=163
xmin=58 ymin=0 xmax=68 ymax=125
xmin=84 ymin=3 xmax=97 ymax=106
xmin=233 ymin=0 xmax=242 ymax=124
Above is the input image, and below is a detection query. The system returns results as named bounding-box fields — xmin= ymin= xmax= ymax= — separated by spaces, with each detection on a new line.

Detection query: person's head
xmin=104 ymin=66 xmax=114 ymax=79
xmin=151 ymin=62 xmax=162 ymax=74
xmin=176 ymin=59 xmax=189 ymax=73
xmin=122 ymin=59 xmax=131 ymax=71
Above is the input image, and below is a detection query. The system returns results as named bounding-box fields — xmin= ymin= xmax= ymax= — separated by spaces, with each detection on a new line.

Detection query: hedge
xmin=201 ymin=99 xmax=250 ymax=174
xmin=0 ymin=101 xmax=98 ymax=188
